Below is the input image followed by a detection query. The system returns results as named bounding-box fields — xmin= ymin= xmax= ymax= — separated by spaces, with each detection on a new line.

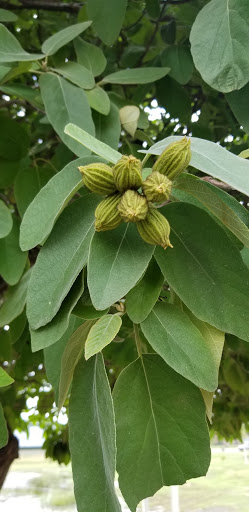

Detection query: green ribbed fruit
xmin=118 ymin=190 xmax=148 ymax=222
xmin=78 ymin=163 xmax=117 ymax=195
xmin=137 ymin=207 xmax=173 ymax=249
xmin=113 ymin=155 xmax=142 ymax=192
xmin=95 ymin=193 xmax=122 ymax=232
xmin=142 ymin=171 xmax=172 ymax=202
xmin=152 ymin=137 xmax=191 ymax=180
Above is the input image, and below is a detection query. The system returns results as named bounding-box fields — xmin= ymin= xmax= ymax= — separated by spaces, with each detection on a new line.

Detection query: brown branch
xmin=201 ymin=176 xmax=233 ymax=191
xmin=0 ymin=1 xmax=83 ymax=12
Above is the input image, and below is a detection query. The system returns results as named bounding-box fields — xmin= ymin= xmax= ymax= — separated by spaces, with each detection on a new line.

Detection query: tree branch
xmin=0 ymin=1 xmax=83 ymax=12
xmin=201 ymin=176 xmax=233 ymax=191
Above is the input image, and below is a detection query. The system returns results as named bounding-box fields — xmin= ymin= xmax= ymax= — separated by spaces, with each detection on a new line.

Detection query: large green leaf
xmin=41 ymin=21 xmax=91 ymax=56
xmin=113 ymin=355 xmax=211 ymax=511
xmin=0 ymin=24 xmax=43 ymax=62
xmin=64 ymin=123 xmax=121 ymax=163
xmin=92 ymin=103 xmax=121 ymax=150
xmin=74 ymin=37 xmax=107 ymax=77
xmin=0 ymin=84 xmax=43 ymax=109
xmin=85 ymin=314 xmax=122 ymax=360
xmin=87 ymin=0 xmax=127 ymax=46
xmin=52 ymin=61 xmax=95 ymax=90
xmin=190 ymin=0 xmax=249 ymax=93
xmin=0 ymin=116 xmax=29 ymax=161
xmin=172 ymin=173 xmax=249 ymax=248
xmin=126 ymin=258 xmax=164 ymax=323
xmin=140 ymin=136 xmax=249 ymax=196
xmin=31 ymin=274 xmax=84 ymax=352
xmin=20 ymin=156 xmax=102 ymax=251
xmin=40 ymin=74 xmax=95 ymax=157
xmin=0 ymin=200 xmax=12 ymax=239
xmin=58 ymin=320 xmax=95 ymax=409
xmin=69 ymin=354 xmax=121 ymax=512
xmin=141 ymin=302 xmax=217 ymax=390
xmin=161 ymin=45 xmax=193 ymax=85
xmin=0 ymin=160 xmax=22 ymax=188
xmin=103 ymin=67 xmax=170 ymax=84
xmin=88 ymin=223 xmax=154 ymax=310
xmin=0 ymin=9 xmax=17 ymax=22
xmin=155 ymin=203 xmax=249 ymax=341
xmin=226 ymin=82 xmax=249 ymax=135
xmin=14 ymin=165 xmax=55 ymax=217
xmin=44 ymin=316 xmax=82 ymax=404
xmin=0 ymin=403 xmax=8 ymax=449
xmin=27 ymin=194 xmax=99 ymax=329
xmin=0 ymin=217 xmax=27 ymax=286
xmin=0 ymin=270 xmax=31 ymax=327
xmin=0 ymin=367 xmax=14 ymax=387
xmin=85 ymin=86 xmax=110 ymax=116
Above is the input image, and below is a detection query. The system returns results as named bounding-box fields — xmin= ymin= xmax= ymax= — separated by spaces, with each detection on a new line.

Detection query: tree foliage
xmin=1 ymin=0 xmax=249 ymax=510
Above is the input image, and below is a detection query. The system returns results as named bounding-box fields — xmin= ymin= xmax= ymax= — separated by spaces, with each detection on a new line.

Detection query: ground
xmin=0 ymin=448 xmax=249 ymax=511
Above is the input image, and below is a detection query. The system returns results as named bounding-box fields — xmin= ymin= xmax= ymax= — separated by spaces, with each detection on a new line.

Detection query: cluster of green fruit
xmin=78 ymin=138 xmax=191 ymax=249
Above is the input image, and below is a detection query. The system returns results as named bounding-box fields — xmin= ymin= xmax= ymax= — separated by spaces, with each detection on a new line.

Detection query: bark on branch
xmin=0 ymin=430 xmax=19 ymax=490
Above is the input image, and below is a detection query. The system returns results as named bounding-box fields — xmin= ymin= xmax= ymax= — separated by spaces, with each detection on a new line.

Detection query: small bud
xmin=142 ymin=171 xmax=172 ymax=202
xmin=137 ymin=207 xmax=173 ymax=249
xmin=95 ymin=193 xmax=122 ymax=232
xmin=78 ymin=163 xmax=117 ymax=195
xmin=118 ymin=190 xmax=148 ymax=222
xmin=113 ymin=155 xmax=142 ymax=192
xmin=152 ymin=137 xmax=191 ymax=180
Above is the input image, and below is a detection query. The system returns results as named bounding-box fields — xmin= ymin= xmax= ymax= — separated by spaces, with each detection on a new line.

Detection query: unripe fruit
xmin=137 ymin=207 xmax=173 ymax=249
xmin=152 ymin=137 xmax=191 ymax=180
xmin=78 ymin=163 xmax=117 ymax=195
xmin=113 ymin=155 xmax=142 ymax=192
xmin=118 ymin=190 xmax=148 ymax=222
xmin=95 ymin=193 xmax=122 ymax=232
xmin=142 ymin=171 xmax=172 ymax=202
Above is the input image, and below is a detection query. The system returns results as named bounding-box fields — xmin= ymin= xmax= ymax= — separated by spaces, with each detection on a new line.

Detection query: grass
xmin=2 ymin=448 xmax=249 ymax=511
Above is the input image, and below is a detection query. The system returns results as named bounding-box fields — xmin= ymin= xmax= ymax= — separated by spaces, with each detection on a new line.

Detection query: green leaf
xmin=161 ymin=45 xmax=193 ymax=85
xmin=88 ymin=223 xmax=154 ymax=310
xmin=87 ymin=0 xmax=127 ymax=46
xmin=0 ymin=115 xmax=29 ymax=161
xmin=92 ymin=103 xmax=121 ymax=150
xmin=183 ymin=307 xmax=224 ymax=422
xmin=52 ymin=61 xmax=95 ymax=90
xmin=0 ymin=65 xmax=10 ymax=81
xmin=0 ymin=217 xmax=27 ymax=286
xmin=155 ymin=203 xmax=249 ymax=342
xmin=141 ymin=136 xmax=249 ymax=196
xmin=113 ymin=355 xmax=211 ymax=511
xmin=156 ymin=76 xmax=191 ymax=124
xmin=0 ymin=61 xmax=33 ymax=84
xmin=172 ymin=173 xmax=249 ymax=249
xmin=0 ymin=9 xmax=17 ymax=22
xmin=27 ymin=194 xmax=99 ymax=329
xmin=0 ymin=270 xmax=31 ymax=327
xmin=85 ymin=314 xmax=122 ymax=360
xmin=226 ymin=82 xmax=249 ymax=135
xmin=64 ymin=123 xmax=121 ymax=163
xmin=102 ymin=67 xmax=170 ymax=84
xmin=44 ymin=315 xmax=82 ymax=404
xmin=0 ymin=159 xmax=21 ymax=188
xmin=0 ymin=24 xmax=43 ymax=62
xmin=0 ymin=367 xmax=14 ymax=387
xmin=40 ymin=73 xmax=95 ymax=157
xmin=41 ymin=21 xmax=92 ymax=56
xmin=14 ymin=165 xmax=55 ymax=217
xmin=69 ymin=353 xmax=121 ymax=512
xmin=20 ymin=156 xmax=102 ymax=251
xmin=85 ymin=86 xmax=110 ymax=115
xmin=146 ymin=0 xmax=160 ymax=17
xmin=73 ymin=285 xmax=109 ymax=320
xmin=0 ymin=83 xmax=43 ymax=109
xmin=31 ymin=273 xmax=84 ymax=352
xmin=58 ymin=320 xmax=95 ymax=409
xmin=141 ymin=302 xmax=217 ymax=390
xmin=74 ymin=37 xmax=107 ymax=76
xmin=0 ymin=200 xmax=12 ymax=239
xmin=126 ymin=258 xmax=164 ymax=323
xmin=190 ymin=0 xmax=249 ymax=93
xmin=120 ymin=105 xmax=140 ymax=137
xmin=0 ymin=403 xmax=8 ymax=449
